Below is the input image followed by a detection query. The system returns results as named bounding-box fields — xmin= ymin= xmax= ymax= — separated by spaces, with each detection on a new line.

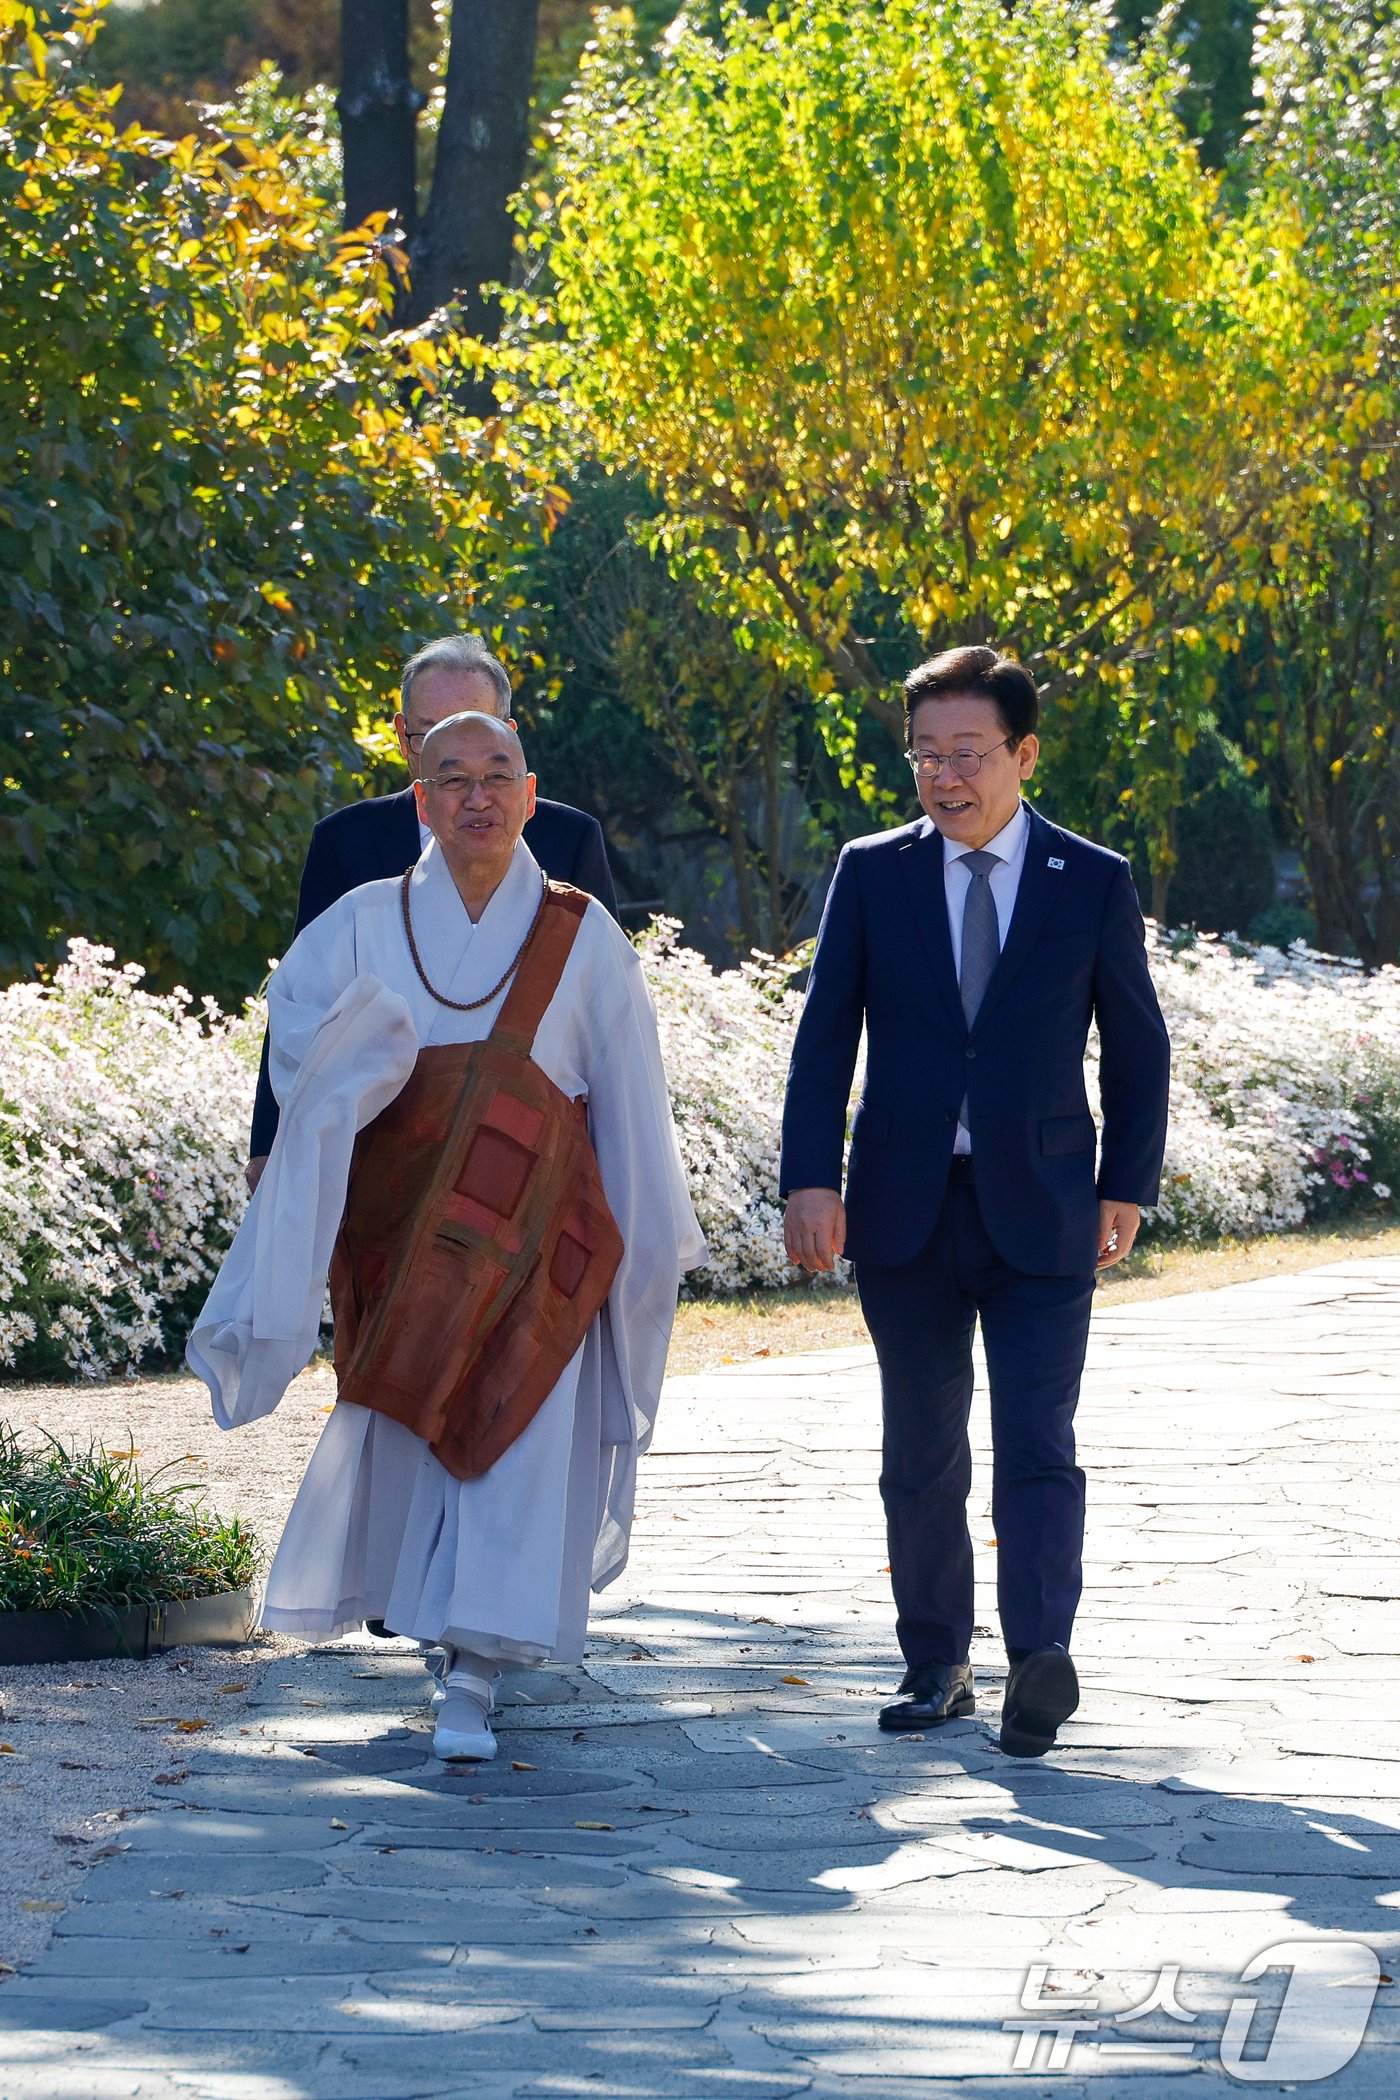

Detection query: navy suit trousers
xmin=855 ymin=1162 xmax=1095 ymax=1668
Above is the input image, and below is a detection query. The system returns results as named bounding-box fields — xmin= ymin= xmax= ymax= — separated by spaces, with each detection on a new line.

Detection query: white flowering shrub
xmin=635 ymin=921 xmax=817 ymax=1293
xmin=1139 ymin=934 xmax=1400 ymax=1240
xmin=2 ymin=924 xmax=1399 ymax=1379
xmin=0 ymin=942 xmax=257 ymax=1379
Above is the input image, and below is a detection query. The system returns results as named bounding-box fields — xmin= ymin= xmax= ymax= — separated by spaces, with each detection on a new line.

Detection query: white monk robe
xmin=188 ymin=839 xmax=706 ymax=1665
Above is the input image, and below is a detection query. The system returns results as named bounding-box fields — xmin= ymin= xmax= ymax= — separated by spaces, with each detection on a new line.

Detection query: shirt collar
xmin=942 ymin=800 xmax=1030 ymax=867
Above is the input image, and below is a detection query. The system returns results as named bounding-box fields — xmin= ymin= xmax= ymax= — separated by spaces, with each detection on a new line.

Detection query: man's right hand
xmin=245 ymin=1156 xmax=269 ymax=1195
xmin=784 ymin=1187 xmax=847 ymax=1274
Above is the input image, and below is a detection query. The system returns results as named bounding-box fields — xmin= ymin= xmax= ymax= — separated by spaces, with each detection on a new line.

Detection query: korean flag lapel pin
xmin=1047 ymin=855 xmax=1066 ymax=871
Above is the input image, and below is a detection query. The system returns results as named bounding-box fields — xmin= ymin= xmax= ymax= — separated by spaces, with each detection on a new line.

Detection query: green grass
xmin=0 ymin=1423 xmax=262 ymax=1615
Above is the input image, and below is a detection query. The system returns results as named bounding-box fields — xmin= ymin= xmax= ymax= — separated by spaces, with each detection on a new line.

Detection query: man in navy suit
xmin=246 ymin=634 xmax=616 ymax=1185
xmin=780 ymin=646 xmax=1170 ymax=1756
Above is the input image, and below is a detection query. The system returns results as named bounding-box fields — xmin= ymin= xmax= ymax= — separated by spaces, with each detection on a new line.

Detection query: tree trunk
xmin=1149 ymin=805 xmax=1175 ymax=927
xmin=726 ymin=800 xmax=759 ymax=955
xmin=337 ymin=0 xmax=418 ymax=241
xmin=410 ymin=0 xmax=540 ymax=342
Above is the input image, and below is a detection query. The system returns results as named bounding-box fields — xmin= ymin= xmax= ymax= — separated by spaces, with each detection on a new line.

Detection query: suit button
xmin=965 ymin=1047 xmax=976 ymax=1060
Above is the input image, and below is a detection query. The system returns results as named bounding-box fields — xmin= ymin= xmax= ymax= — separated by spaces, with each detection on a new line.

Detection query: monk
xmin=189 ymin=713 xmax=704 ymax=1760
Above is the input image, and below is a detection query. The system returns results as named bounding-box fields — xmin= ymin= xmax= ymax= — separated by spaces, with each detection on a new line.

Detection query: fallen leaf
xmin=232 ymin=1943 xmax=251 ymax=1954
xmin=21 ymin=1901 xmax=63 ymax=1913
xmin=55 ymin=1834 xmax=83 ymax=1846
xmin=174 ymin=1719 xmax=209 ymax=1734
xmin=58 ymin=1761 xmax=92 ymax=1771
xmin=350 ymin=1672 xmax=384 ymax=1680
xmin=328 ymin=1819 xmax=348 ymax=1830
xmin=752 ymin=1346 xmax=771 ymax=1357
xmin=0 ymin=1745 xmax=15 ymax=1755
xmin=105 ymin=1447 xmax=140 ymax=1460
xmin=151 ymin=1889 xmax=186 ymax=1899
xmin=511 ymin=1761 xmax=537 ymax=1772
xmin=319 ymin=1403 xmax=334 ymax=1413
xmin=1294 ymin=1654 xmax=1317 ymax=1664
xmin=153 ymin=1773 xmax=186 ymax=1787
xmin=780 ymin=1675 xmax=809 ymax=1687
xmin=574 ymin=1821 xmax=614 ymax=1832
xmin=0 ymin=1962 xmax=14 ymax=1977
xmin=88 ymin=1843 xmax=131 ymax=1861
xmin=217 ymin=1684 xmax=248 ymax=1695
xmin=299 ymin=1700 xmax=327 ymax=1709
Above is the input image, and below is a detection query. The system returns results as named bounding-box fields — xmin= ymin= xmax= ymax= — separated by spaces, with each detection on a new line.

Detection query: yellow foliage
xmin=533 ymin=0 xmax=1306 ymax=809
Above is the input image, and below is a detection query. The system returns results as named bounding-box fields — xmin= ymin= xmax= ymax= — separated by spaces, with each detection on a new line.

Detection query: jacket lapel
xmin=970 ymin=805 xmax=1068 ymax=1036
xmin=898 ymin=818 xmax=966 ymax=1037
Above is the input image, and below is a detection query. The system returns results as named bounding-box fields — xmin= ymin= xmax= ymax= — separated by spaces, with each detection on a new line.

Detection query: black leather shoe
xmin=1000 ymin=1645 xmax=1079 ymax=1757
xmin=878 ymin=1660 xmax=975 ymax=1732
xmin=364 ymin=1619 xmax=395 ymax=1639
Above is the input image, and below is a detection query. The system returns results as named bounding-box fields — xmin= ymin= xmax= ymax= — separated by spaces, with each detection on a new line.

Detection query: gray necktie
xmin=957 ymin=848 xmax=1001 ymax=1141
xmin=959 ymin=848 xmax=1002 ymax=1026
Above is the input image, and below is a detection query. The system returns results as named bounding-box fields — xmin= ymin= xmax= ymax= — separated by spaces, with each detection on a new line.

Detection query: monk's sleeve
xmin=581 ymin=932 xmax=706 ymax=1467
xmin=264 ymin=898 xmax=365 ymax=1104
xmin=186 ymin=904 xmax=417 ymax=1429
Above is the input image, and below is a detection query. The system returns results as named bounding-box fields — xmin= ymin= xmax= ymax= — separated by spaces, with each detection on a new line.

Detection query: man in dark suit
xmin=780 ymin=646 xmax=1170 ymax=1757
xmin=246 ymin=634 xmax=616 ymax=1185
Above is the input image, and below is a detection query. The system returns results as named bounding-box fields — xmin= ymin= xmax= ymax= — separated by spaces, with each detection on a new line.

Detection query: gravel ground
xmin=0 ymin=1363 xmax=337 ymax=1975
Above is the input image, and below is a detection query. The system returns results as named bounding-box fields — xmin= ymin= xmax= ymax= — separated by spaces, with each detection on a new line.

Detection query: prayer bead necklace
xmin=400 ymin=866 xmax=549 ymax=1012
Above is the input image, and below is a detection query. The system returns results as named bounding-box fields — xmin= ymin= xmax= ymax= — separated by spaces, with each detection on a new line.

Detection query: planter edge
xmin=0 ymin=1589 xmax=256 ymax=1665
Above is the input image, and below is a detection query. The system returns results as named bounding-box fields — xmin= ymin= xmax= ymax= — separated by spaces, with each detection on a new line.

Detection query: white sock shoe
xmin=425 ymin=1646 xmax=450 ymax=1708
xmin=432 ymin=1662 xmax=499 ymax=1762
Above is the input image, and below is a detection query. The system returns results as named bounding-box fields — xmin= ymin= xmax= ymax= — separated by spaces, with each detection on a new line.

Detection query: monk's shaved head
xmin=420 ymin=710 xmax=527 ymax=773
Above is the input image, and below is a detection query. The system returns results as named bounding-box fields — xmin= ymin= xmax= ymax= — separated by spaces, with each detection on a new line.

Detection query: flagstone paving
xmin=3 ymin=1257 xmax=1400 ymax=2096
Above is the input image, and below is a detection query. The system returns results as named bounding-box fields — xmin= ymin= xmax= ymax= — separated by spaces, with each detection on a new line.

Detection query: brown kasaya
xmin=330 ymin=883 xmax=623 ymax=1479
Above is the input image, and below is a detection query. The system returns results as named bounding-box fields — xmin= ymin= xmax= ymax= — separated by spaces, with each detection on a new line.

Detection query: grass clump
xmin=0 ymin=1423 xmax=261 ymax=1614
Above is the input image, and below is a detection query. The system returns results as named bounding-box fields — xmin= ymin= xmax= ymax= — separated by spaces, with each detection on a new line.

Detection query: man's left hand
xmin=1096 ymin=1199 xmax=1140 ymax=1269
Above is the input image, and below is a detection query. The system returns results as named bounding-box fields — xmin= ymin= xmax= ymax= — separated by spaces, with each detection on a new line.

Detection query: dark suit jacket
xmin=779 ymin=803 xmax=1171 ymax=1276
xmin=248 ymin=787 xmax=617 ymax=1158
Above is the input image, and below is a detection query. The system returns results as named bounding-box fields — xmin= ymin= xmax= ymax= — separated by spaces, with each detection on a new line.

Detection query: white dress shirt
xmin=943 ymin=801 xmax=1030 ymax=1153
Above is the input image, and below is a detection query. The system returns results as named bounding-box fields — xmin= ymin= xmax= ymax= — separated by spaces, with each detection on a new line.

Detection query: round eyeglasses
xmin=420 ymin=768 xmax=526 ymax=797
xmin=905 ymin=735 xmax=1016 ymax=781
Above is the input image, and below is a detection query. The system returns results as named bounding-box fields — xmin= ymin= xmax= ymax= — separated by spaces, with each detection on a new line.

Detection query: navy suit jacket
xmin=248 ymin=788 xmax=617 ymax=1158
xmin=779 ymin=804 xmax=1171 ymax=1277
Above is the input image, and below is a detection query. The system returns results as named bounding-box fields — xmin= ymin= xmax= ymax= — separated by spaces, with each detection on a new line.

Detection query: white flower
xmin=4 ymin=920 xmax=1399 ymax=1377
xmin=0 ymin=941 xmax=259 ymax=1377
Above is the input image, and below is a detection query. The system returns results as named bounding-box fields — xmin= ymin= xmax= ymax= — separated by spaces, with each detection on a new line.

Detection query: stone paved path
xmin=3 ymin=1259 xmax=1400 ymax=2097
